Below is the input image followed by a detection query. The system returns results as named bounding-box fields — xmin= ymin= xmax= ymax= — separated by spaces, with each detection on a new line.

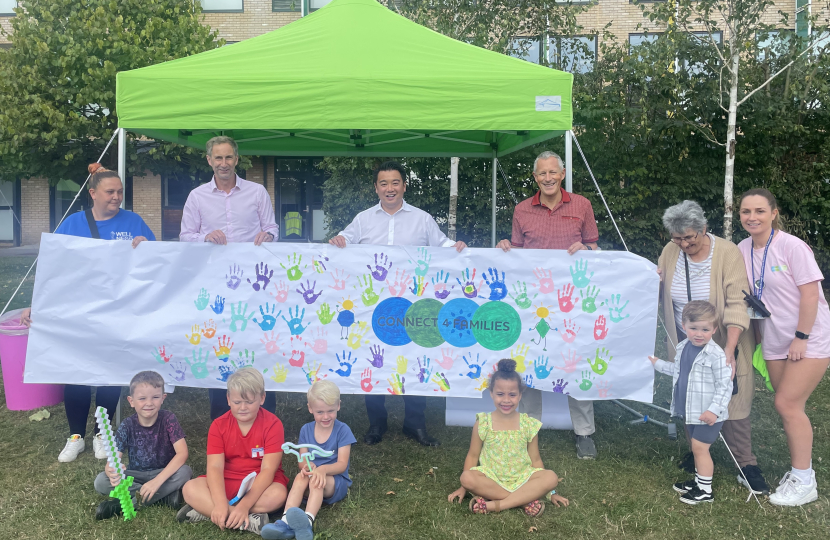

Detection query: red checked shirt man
xmin=497 ymin=151 xmax=600 ymax=460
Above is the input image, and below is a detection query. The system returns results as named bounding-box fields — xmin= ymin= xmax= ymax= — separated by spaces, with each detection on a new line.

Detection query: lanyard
xmin=751 ymin=229 xmax=774 ymax=300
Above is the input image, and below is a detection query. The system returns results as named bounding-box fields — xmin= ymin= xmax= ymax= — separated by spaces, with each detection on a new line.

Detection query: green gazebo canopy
xmin=116 ymin=0 xmax=572 ymax=158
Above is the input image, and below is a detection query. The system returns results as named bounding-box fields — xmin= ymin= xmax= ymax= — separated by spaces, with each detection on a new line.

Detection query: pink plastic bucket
xmin=0 ymin=312 xmax=64 ymax=411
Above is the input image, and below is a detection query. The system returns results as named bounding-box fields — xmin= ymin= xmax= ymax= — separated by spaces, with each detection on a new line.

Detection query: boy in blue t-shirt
xmin=93 ymin=371 xmax=191 ymax=519
xmin=261 ymin=380 xmax=356 ymax=540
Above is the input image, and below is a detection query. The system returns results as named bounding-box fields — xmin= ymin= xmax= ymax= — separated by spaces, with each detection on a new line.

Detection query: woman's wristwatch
xmin=795 ymin=331 xmax=810 ymax=340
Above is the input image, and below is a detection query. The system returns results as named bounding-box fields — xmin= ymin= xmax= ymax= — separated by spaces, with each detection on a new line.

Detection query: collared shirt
xmin=338 ymin=200 xmax=455 ymax=247
xmin=510 ymin=189 xmax=599 ymax=249
xmin=179 ymin=175 xmax=278 ymax=243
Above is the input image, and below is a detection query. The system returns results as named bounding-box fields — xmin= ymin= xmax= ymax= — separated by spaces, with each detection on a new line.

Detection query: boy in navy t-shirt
xmin=261 ymin=380 xmax=356 ymax=540
xmin=94 ymin=371 xmax=191 ymax=519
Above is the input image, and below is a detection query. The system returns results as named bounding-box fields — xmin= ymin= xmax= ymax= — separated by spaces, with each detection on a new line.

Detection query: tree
xmin=0 ymin=0 xmax=221 ymax=183
xmin=641 ymin=0 xmax=830 ymax=238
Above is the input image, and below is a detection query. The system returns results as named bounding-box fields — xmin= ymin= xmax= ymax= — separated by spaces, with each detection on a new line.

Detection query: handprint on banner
xmin=387 ymin=373 xmax=405 ymax=395
xmin=280 ymin=253 xmax=306 ymax=282
xmin=587 ymin=347 xmax=613 ymax=375
xmin=266 ymin=281 xmax=288 ymax=304
xmin=556 ymin=349 xmax=581 ymax=373
xmin=253 ymin=304 xmax=280 ymax=332
xmin=524 ymin=375 xmax=535 ymax=389
xmin=194 ymin=288 xmax=210 ymax=311
xmin=531 ymin=268 xmax=555 ymax=294
xmin=367 ymin=253 xmax=392 ymax=281
xmin=474 ymin=377 xmax=489 ymax=392
xmin=227 ymin=302 xmax=254 ymax=332
xmin=366 ymin=344 xmax=384 ymax=368
xmin=330 ymin=351 xmax=357 ymax=377
xmin=301 ymin=362 xmax=324 ymax=385
xmin=552 ymin=378 xmax=570 ymax=394
xmin=560 ymin=319 xmax=580 ymax=344
xmin=213 ymin=335 xmax=234 ymax=362
xmin=168 ymin=361 xmax=187 ymax=382
xmin=281 ymin=305 xmax=308 ymax=336
xmin=360 ymin=368 xmax=379 ymax=392
xmin=409 ymin=275 xmax=428 ymax=297
xmin=355 ymin=274 xmax=382 ymax=306
xmin=509 ymin=281 xmax=537 ymax=309
xmin=152 ymin=346 xmax=172 ymax=364
xmin=431 ymin=270 xmax=454 ymax=300
xmin=247 ymin=262 xmax=273 ymax=292
xmin=210 ymin=295 xmax=225 ymax=315
xmin=533 ymin=356 xmax=553 ymax=379
xmin=336 ymin=298 xmax=356 ymax=339
xmin=185 ymin=349 xmax=210 ymax=379
xmin=580 ymin=285 xmax=601 ymax=314
xmin=483 ymin=267 xmax=508 ymax=301
xmin=329 ymin=269 xmax=349 ymax=291
xmin=185 ymin=324 xmax=201 ymax=345
xmin=269 ymin=363 xmax=288 ymax=384
xmin=557 ymin=283 xmax=576 ymax=313
xmin=232 ymin=349 xmax=256 ymax=370
xmin=593 ymin=315 xmax=609 ymax=340
xmin=296 ymin=280 xmax=323 ymax=305
xmin=460 ymin=352 xmax=486 ymax=379
xmin=346 ymin=321 xmax=370 ymax=350
xmin=510 ymin=344 xmax=530 ymax=373
xmin=570 ymin=259 xmax=594 ymax=289
xmin=216 ymin=365 xmax=235 ymax=382
xmin=414 ymin=356 xmax=433 ymax=383
xmin=456 ymin=268 xmax=483 ymax=299
xmin=288 ymin=336 xmax=305 ymax=367
xmin=395 ymin=355 xmax=409 ymax=375
xmin=597 ymin=380 xmax=613 ymax=398
xmin=226 ymin=264 xmax=243 ymax=290
xmin=202 ymin=320 xmax=217 ymax=339
xmin=316 ymin=302 xmax=335 ymax=325
xmin=312 ymin=255 xmax=329 ymax=274
xmin=606 ymin=294 xmax=630 ymax=323
xmin=260 ymin=331 xmax=281 ymax=354
xmin=304 ymin=327 xmax=328 ymax=354
xmin=437 ymin=347 xmax=458 ymax=370
xmin=409 ymin=247 xmax=432 ymax=277
xmin=576 ymin=369 xmax=595 ymax=391
xmin=432 ymin=373 xmax=451 ymax=392
xmin=386 ymin=268 xmax=411 ymax=297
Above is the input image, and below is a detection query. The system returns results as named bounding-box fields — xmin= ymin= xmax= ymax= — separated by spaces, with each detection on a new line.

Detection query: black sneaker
xmin=679 ymin=486 xmax=714 ymax=505
xmin=672 ymin=480 xmax=697 ymax=494
xmin=95 ymin=499 xmax=123 ymax=520
xmin=159 ymin=489 xmax=184 ymax=510
xmin=677 ymin=452 xmax=695 ymax=474
xmin=738 ymin=465 xmax=771 ymax=495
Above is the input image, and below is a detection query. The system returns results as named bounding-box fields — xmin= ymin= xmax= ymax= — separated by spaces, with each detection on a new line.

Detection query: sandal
xmin=523 ymin=499 xmax=545 ymax=518
xmin=468 ymin=498 xmax=501 ymax=514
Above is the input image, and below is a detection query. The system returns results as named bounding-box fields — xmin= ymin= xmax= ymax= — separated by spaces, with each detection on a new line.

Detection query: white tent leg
xmin=118 ymin=128 xmax=126 ymax=209
xmin=565 ymin=130 xmax=573 ymax=193
xmin=491 ymin=154 xmax=498 ymax=247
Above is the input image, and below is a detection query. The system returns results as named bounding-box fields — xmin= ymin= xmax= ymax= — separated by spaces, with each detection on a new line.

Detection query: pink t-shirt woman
xmin=738 ymin=231 xmax=830 ymax=359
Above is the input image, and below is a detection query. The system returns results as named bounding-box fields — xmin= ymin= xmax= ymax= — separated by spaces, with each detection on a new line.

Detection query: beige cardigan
xmin=658 ymin=236 xmax=756 ymax=420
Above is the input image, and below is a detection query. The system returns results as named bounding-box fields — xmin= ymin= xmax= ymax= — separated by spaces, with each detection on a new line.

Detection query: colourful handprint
xmin=346 ymin=321 xmax=370 ymax=350
xmin=356 ymin=274 xmax=382 ymax=306
xmin=431 ymin=270 xmax=454 ymax=299
xmin=312 ymin=255 xmax=329 ymax=274
xmin=386 ymin=268 xmax=411 ymax=297
xmin=329 ymin=269 xmax=349 ymax=290
xmin=593 ymin=315 xmax=608 ymax=340
xmin=509 ymin=281 xmax=537 ymax=310
xmin=533 ymin=356 xmax=553 ymax=379
xmin=531 ymin=267 xmax=555 ymax=294
xmin=288 ymin=336 xmax=305 ymax=367
xmin=270 ymin=281 xmax=289 ymax=303
xmin=232 ymin=349 xmax=256 ymax=369
xmin=588 ymin=347 xmax=613 ymax=375
xmin=281 ymin=253 xmax=306 ymax=281
xmin=557 ymin=283 xmax=576 ymax=313
xmin=213 ymin=335 xmax=234 ymax=362
xmin=560 ymin=319 xmax=580 ymax=343
xmin=474 ymin=377 xmax=489 ymax=392
xmin=260 ymin=331 xmax=281 ymax=354
xmin=210 ymin=295 xmax=225 ymax=315
xmin=576 ymin=369 xmax=595 ymax=391
xmin=185 ymin=348 xmax=210 ymax=379
xmin=607 ymin=294 xmax=630 ymax=323
xmin=185 ymin=324 xmax=201 ymax=345
xmin=387 ymin=373 xmax=405 ymax=395
xmin=437 ymin=347 xmax=457 ymax=370
xmin=228 ymin=301 xmax=254 ymax=332
xmin=269 ymin=363 xmax=288 ymax=383
xmin=395 ymin=355 xmax=409 ymax=375
xmin=580 ymin=285 xmax=601 ymax=313
xmin=456 ymin=268 xmax=482 ymax=299
xmin=409 ymin=247 xmax=432 ymax=276
xmin=483 ymin=267 xmax=508 ymax=301
xmin=432 ymin=372 xmax=451 ymax=392
xmin=460 ymin=352 xmax=485 ymax=379
xmin=296 ymin=280 xmax=323 ymax=305
xmin=168 ymin=361 xmax=187 ymax=382
xmin=281 ymin=305 xmax=308 ymax=335
xmin=226 ymin=264 xmax=243 ymax=290
xmin=360 ymin=368 xmax=379 ymax=392
xmin=570 ymin=259 xmax=594 ymax=288
xmin=367 ymin=253 xmax=392 ymax=281
xmin=597 ymin=380 xmax=612 ymax=398
xmin=253 ymin=303 xmax=280 ymax=331
xmin=304 ymin=327 xmax=328 ymax=354
xmin=556 ymin=349 xmax=581 ymax=373
xmin=330 ymin=351 xmax=357 ymax=377
xmin=552 ymin=378 xmax=569 ymax=394
xmin=409 ymin=275 xmax=428 ymax=297
xmin=248 ymin=262 xmax=273 ymax=291
xmin=316 ymin=302 xmax=335 ymax=325
xmin=302 ymin=362 xmax=324 ymax=385
xmin=414 ymin=356 xmax=433 ymax=383
xmin=202 ymin=320 xmax=217 ymax=339
xmin=152 ymin=346 xmax=172 ymax=364
xmin=216 ymin=365 xmax=235 ymax=382
xmin=194 ymin=288 xmax=210 ymax=311
xmin=366 ymin=344 xmax=384 ymax=368
xmin=510 ymin=343 xmax=530 ymax=373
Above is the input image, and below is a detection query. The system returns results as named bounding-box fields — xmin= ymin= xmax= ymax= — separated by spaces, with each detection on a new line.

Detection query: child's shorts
xmin=304 ymin=475 xmax=350 ymax=506
xmin=199 ymin=471 xmax=289 ymax=500
xmin=687 ymin=421 xmax=724 ymax=445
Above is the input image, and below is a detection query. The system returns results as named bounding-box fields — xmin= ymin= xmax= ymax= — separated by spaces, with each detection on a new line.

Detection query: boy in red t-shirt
xmin=177 ymin=368 xmax=288 ymax=534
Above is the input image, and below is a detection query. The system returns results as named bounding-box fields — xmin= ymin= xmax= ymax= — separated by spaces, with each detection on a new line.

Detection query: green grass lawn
xmin=1 ymin=255 xmax=828 ymax=539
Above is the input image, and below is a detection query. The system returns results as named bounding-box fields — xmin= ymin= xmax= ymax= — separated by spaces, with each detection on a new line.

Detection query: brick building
xmin=0 ymin=0 xmax=818 ymax=246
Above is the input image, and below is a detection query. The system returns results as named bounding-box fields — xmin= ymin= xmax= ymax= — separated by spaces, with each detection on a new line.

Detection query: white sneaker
xmin=92 ymin=433 xmax=108 ymax=459
xmin=58 ymin=435 xmax=85 ymax=463
xmin=769 ymin=471 xmax=818 ymax=507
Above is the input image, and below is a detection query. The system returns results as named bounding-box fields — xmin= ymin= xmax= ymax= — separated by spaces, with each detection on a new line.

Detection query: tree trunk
xmin=449 ymin=157 xmax=459 ymax=241
xmin=723 ymin=52 xmax=740 ymax=240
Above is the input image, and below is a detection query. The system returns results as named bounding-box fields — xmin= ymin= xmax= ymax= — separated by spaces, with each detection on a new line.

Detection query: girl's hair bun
xmin=88 ymin=163 xmax=106 ymax=175
xmin=497 ymin=359 xmax=517 ymax=373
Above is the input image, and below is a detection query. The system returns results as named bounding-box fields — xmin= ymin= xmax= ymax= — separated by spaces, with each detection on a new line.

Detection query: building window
xmin=200 ymin=0 xmax=243 ymax=13
xmin=0 ymin=179 xmax=20 ymax=246
xmin=757 ymin=30 xmax=793 ymax=61
xmin=309 ymin=0 xmax=333 ymax=11
xmin=50 ymin=179 xmax=91 ymax=232
xmin=629 ymin=33 xmax=659 ymax=52
xmin=274 ymin=159 xmax=327 ymax=242
xmin=550 ymin=36 xmax=597 ymax=73
xmin=272 ymin=0 xmax=300 ymax=11
xmin=683 ymin=31 xmax=722 ymax=75
xmin=509 ymin=36 xmax=541 ymax=64
xmin=161 ymin=172 xmax=210 ymax=241
xmin=0 ymin=0 xmax=16 ymax=16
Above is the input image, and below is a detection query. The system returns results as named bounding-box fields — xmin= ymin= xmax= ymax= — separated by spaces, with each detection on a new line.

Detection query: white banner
xmin=25 ymin=234 xmax=658 ymax=401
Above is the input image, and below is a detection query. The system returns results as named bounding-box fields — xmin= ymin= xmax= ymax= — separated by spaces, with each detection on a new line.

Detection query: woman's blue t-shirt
xmin=55 ymin=209 xmax=156 ymax=241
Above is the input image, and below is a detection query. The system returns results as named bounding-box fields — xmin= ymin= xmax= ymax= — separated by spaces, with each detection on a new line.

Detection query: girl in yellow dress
xmin=447 ymin=359 xmax=569 ymax=516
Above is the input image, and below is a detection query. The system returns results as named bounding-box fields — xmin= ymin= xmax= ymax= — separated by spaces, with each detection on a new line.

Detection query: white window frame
xmin=549 ymin=35 xmax=597 ymax=73
xmin=200 ymin=0 xmax=244 ymax=13
xmin=0 ymin=0 xmax=17 ymax=16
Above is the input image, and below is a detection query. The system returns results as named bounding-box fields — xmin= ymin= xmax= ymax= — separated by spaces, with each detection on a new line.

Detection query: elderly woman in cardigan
xmin=657 ymin=200 xmax=769 ymax=495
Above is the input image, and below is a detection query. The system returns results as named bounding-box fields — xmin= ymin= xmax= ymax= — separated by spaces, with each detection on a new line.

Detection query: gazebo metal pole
xmin=565 ymin=130 xmax=573 ymax=192
xmin=491 ymin=152 xmax=497 ymax=247
xmin=118 ymin=128 xmax=126 ymax=209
